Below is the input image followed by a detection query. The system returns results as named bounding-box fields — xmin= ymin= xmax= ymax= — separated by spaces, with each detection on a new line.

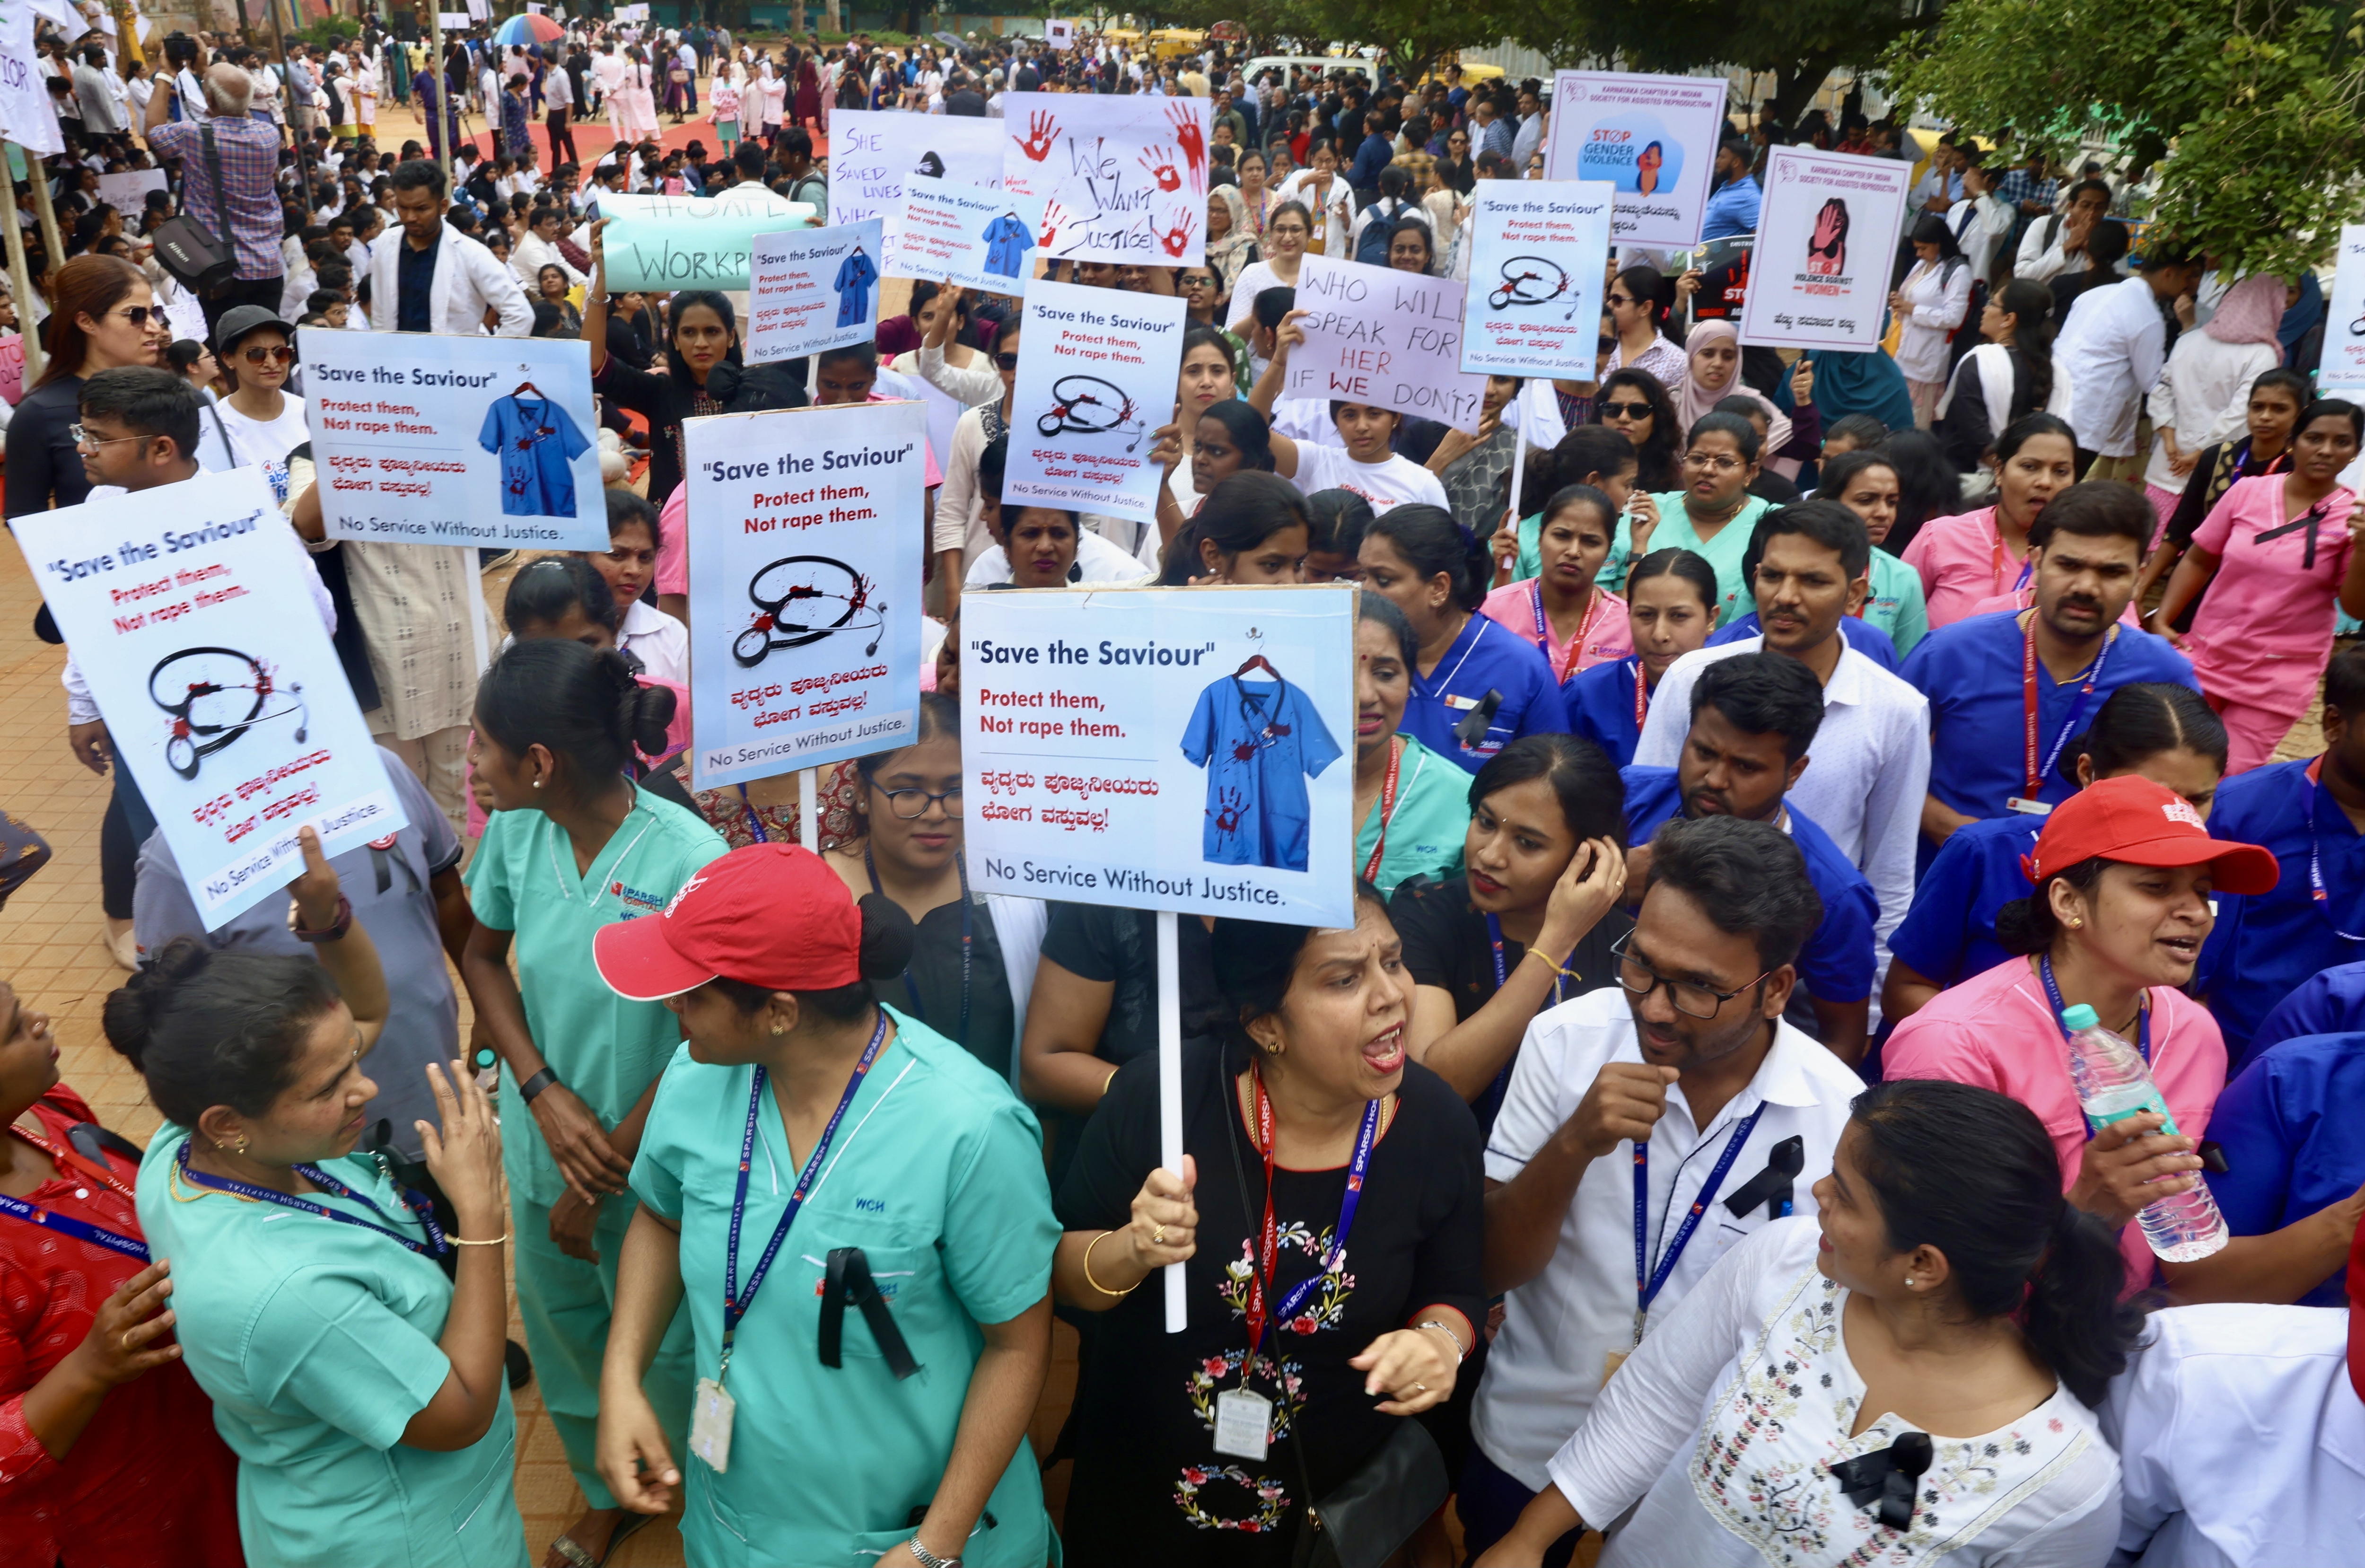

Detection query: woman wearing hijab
xmin=1203 ymin=184 xmax=1256 ymax=301
xmin=1803 ymin=346 xmax=1918 ymax=436
xmin=2140 ymin=274 xmax=2290 ymax=533
xmin=1677 ymin=321 xmax=1810 ymax=483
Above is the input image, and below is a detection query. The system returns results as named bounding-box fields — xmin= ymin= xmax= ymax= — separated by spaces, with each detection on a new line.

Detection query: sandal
xmin=548 ymin=1511 xmax=653 ymax=1568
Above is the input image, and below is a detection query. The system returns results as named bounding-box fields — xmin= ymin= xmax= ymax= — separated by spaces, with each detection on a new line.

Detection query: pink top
xmin=2185 ymin=474 xmax=2357 ymax=711
xmin=1883 ymin=955 xmax=2228 ymax=1296
xmin=1479 ymin=582 xmax=1632 ymax=683
xmin=1903 ymin=507 xmax=2027 ymax=630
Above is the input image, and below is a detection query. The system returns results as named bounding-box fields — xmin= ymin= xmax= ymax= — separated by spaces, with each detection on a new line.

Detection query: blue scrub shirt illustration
xmin=149 ymin=644 xmax=309 ymax=780
xmin=477 ymin=377 xmax=593 ymax=517
xmin=834 ymin=244 xmax=880 ymax=328
xmin=1179 ymin=645 xmax=1341 ymax=873
xmin=981 ymin=210 xmax=1036 ymax=279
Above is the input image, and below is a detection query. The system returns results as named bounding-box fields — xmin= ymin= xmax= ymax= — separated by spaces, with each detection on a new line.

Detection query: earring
xmin=2067 ymin=917 xmax=2083 ymax=929
xmin=235 ymin=1134 xmax=250 ymax=1156
xmin=533 ymin=779 xmax=544 ymax=790
xmin=770 ymin=1025 xmax=786 ymax=1037
xmin=1904 ymin=1276 xmax=1916 ymax=1288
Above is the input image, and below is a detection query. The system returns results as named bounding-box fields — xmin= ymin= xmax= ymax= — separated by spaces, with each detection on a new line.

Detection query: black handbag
xmin=150 ymin=124 xmax=238 ymax=293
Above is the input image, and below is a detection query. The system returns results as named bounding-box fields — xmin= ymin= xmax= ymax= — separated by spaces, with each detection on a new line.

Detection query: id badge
xmin=1600 ymin=1349 xmax=1629 ymax=1386
xmin=1212 ymin=1388 xmax=1272 ymax=1461
xmin=2006 ymin=797 xmax=2054 ymax=816
xmin=689 ymin=1377 xmax=736 ymax=1472
xmin=1443 ymin=693 xmax=1480 ymax=711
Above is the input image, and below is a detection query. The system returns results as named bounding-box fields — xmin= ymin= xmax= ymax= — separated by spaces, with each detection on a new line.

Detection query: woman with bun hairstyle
xmin=125 ymin=830 xmax=526 ymax=1568
xmin=592 ymin=845 xmax=1059 ymax=1568
xmin=458 ymin=638 xmax=726 ymax=1568
xmin=1362 ymin=502 xmax=1568 ymax=773
xmin=1475 ymin=1080 xmax=2137 ymax=1568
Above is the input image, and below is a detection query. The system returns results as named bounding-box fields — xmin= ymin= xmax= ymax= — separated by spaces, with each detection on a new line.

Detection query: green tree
xmin=1883 ymin=0 xmax=2365 ymax=276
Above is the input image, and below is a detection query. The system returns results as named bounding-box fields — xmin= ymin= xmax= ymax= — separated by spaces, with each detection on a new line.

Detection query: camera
xmin=163 ymin=31 xmax=197 ymax=69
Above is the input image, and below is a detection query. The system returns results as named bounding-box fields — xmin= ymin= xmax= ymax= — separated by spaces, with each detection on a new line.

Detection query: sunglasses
xmin=1603 ymin=401 xmax=1653 ymax=420
xmin=993 ymin=350 xmax=1020 ymax=371
xmin=240 ymin=343 xmax=294 ymax=365
xmin=110 ymin=305 xmax=158 ymax=326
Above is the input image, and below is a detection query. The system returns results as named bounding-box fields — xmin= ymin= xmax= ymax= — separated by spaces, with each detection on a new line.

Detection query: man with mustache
xmin=1902 ymin=481 xmax=2194 ymax=837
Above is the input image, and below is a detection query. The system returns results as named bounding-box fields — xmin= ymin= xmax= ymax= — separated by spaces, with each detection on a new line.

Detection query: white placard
xmin=1000 ymin=91 xmax=1211 ymax=266
xmin=1004 ymin=275 xmax=1186 ymax=525
xmin=438 ymin=12 xmax=467 ymax=26
xmin=301 ymin=329 xmax=607 ymax=551
xmin=1739 ymin=146 xmax=1914 ymax=352
xmin=745 ymin=218 xmax=884 ymax=364
xmin=683 ymin=402 xmax=926 ymax=788
xmin=0 ymin=0 xmax=65 ymax=157
xmin=828 ymin=109 xmax=1004 ymax=236
xmin=94 ymin=168 xmax=167 ymax=213
xmin=1045 ymin=18 xmax=1074 ymax=47
xmin=596 ymin=188 xmax=817 ymax=292
xmin=1285 ymin=255 xmax=1488 ymax=433
xmin=1460 ymin=180 xmax=1616 ymax=377
xmin=2321 ymin=225 xmax=2365 ymax=394
xmin=887 ymin=175 xmax=1047 ymax=293
xmin=464 ymin=0 xmax=488 ymax=19
xmin=963 ymin=584 xmax=1356 ymax=926
xmin=1542 ymin=70 xmax=1729 ymax=249
xmin=12 ymin=468 xmax=404 ymax=928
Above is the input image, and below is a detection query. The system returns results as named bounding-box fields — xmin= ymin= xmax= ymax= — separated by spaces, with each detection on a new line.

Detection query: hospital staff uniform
xmin=2201 ymin=1031 xmax=2365 ymax=1307
xmin=1561 ymin=657 xmax=1649 ymax=768
xmin=1886 ymin=812 xmax=2040 ymax=990
xmin=1706 ymin=610 xmax=1899 ymax=670
xmin=1399 ymin=613 xmax=1568 ymax=773
xmin=2248 ymin=959 xmax=2365 ymax=1058
xmin=1478 ymin=581 xmax=1631 ymax=683
xmin=135 ymin=1129 xmax=529 ymax=1568
xmin=1863 ymin=549 xmax=1931 ymax=656
xmin=630 ymin=1012 xmax=1060 ymax=1566
xmin=464 ymin=786 xmax=726 ymax=1510
xmin=1902 ymin=506 xmax=2027 ymax=630
xmin=2195 ymin=758 xmax=2365 ymax=1069
xmin=1598 ymin=492 xmax=1775 ymax=628
xmin=1351 ymin=735 xmax=1472 ymax=894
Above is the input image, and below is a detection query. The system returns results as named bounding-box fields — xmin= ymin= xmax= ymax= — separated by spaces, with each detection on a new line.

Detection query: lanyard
xmin=2304 ymin=764 xmax=2365 ymax=941
xmin=1631 ymin=1104 xmax=1766 ymax=1341
xmin=2023 ymin=622 xmax=2116 ymax=796
xmin=736 ymin=783 xmax=769 ymax=843
xmin=1244 ymin=1068 xmax=1379 ymax=1365
xmin=719 ymin=1009 xmax=889 ymax=1384
xmin=8 ymin=1120 xmax=137 ymax=1200
xmin=1629 ymin=657 xmax=1649 ymax=736
xmin=1359 ymin=736 xmax=1403 ymax=885
xmin=1531 ymin=584 xmax=1603 ymax=684
xmin=864 ymin=846 xmax=972 ymax=1048
xmin=1485 ymin=912 xmax=1568 ymax=1103
xmin=0 ymin=1189 xmax=150 ymax=1260
xmin=2038 ymin=954 xmax=2151 ymax=1064
xmin=172 ymin=1141 xmax=448 ymax=1256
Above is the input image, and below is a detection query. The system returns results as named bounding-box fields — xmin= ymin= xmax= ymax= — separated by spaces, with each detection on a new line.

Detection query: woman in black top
xmin=581 ymin=217 xmax=806 ymax=507
xmin=1052 ymin=893 xmax=1484 ymax=1564
xmin=1392 ymin=733 xmax=1630 ymax=1132
xmin=5 ymin=254 xmax=163 ymax=520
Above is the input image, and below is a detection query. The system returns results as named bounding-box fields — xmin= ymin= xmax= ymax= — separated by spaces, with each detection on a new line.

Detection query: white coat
xmin=367 ymin=220 xmax=533 ymax=337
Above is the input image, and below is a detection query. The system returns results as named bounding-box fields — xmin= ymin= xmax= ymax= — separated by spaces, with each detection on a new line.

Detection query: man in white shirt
xmin=1945 ymin=152 xmax=2014 ymax=285
xmin=2013 ymin=176 xmax=2111 ymax=283
xmin=1463 ymin=812 xmax=1863 ymax=1565
xmin=2048 ymin=247 xmax=2203 ymax=478
xmin=1636 ymin=502 xmax=1931 ymax=948
xmin=369 ymin=158 xmax=532 ymax=337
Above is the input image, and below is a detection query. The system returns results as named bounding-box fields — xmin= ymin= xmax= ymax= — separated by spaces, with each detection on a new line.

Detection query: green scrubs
xmin=631 ymin=1009 xmax=1060 ymax=1568
xmin=135 ymin=1130 xmax=528 ymax=1568
xmin=1864 ymin=547 xmax=1931 ymax=657
xmin=1354 ymin=736 xmax=1472 ymax=894
xmin=466 ymin=786 xmax=726 ymax=1507
xmin=1599 ymin=490 xmax=1776 ymax=628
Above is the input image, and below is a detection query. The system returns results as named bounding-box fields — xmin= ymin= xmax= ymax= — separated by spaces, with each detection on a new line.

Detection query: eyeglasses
xmin=1610 ymin=931 xmax=1770 ymax=1020
xmin=993 ymin=350 xmax=1020 ymax=371
xmin=240 ymin=343 xmax=294 ymax=365
xmin=70 ymin=422 xmax=145 ymax=452
xmin=1602 ymin=401 xmax=1653 ymax=420
xmin=1682 ymin=451 xmax=1746 ymax=473
xmin=877 ymin=785 xmax=963 ymax=819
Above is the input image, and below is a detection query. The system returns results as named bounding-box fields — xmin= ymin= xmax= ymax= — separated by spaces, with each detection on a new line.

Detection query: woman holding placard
xmin=935 ymin=312 xmax=1028 ymax=599
xmin=901 ymin=283 xmax=1001 ymax=409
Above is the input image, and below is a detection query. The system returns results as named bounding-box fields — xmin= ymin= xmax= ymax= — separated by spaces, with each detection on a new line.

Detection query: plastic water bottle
xmin=2061 ymin=1004 xmax=2227 ymax=1261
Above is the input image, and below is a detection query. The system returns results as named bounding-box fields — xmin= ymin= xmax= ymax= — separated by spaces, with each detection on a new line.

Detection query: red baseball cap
xmin=593 ymin=843 xmax=862 ymax=1002
xmin=2019 ymin=775 xmax=2279 ymax=894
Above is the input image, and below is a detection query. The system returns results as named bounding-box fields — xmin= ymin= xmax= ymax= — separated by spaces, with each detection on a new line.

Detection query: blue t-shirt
xmin=1402 ymin=612 xmax=1568 ymax=774
xmin=981 ymin=213 xmax=1034 ymax=277
xmin=1708 ymin=613 xmax=1900 ymax=672
xmin=1621 ymin=765 xmax=1878 ymax=1005
xmin=1900 ymin=611 xmax=2195 ymax=830
xmin=834 ymin=248 xmax=880 ymax=326
xmin=2250 ymin=960 xmax=2365 ymax=1059
xmin=2202 ymin=1031 xmax=2365 ymax=1306
xmin=1562 ymin=656 xmax=1645 ymax=768
xmin=2196 ymin=760 xmax=2365 ymax=1069
xmin=1179 ymin=675 xmax=1342 ymax=872
xmin=477 ymin=394 xmax=592 ymax=518
xmin=1886 ymin=812 xmax=2041 ymax=990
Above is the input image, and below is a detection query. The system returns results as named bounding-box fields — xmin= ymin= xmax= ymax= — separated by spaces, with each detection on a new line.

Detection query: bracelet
xmin=451 ymin=1232 xmax=509 ymax=1247
xmin=1081 ymin=1228 xmax=1138 ymax=1298
xmin=1520 ymin=947 xmax=1583 ymax=984
xmin=1414 ymin=1318 xmax=1468 ymax=1365
xmin=517 ymin=1067 xmax=559 ymax=1104
xmin=1103 ymin=1067 xmax=1119 ymax=1096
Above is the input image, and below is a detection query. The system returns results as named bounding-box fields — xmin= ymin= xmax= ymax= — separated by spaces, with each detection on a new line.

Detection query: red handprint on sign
xmin=1012 ymin=109 xmax=1059 ymax=163
xmin=1156 ymin=208 xmax=1193 ymax=257
xmin=1138 ymin=145 xmax=1183 ymax=193
xmin=1040 ymin=199 xmax=1071 ymax=249
xmin=1167 ymin=103 xmax=1207 ymax=188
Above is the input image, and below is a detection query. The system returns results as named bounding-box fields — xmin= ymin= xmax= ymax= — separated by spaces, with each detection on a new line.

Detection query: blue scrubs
xmin=477 ymin=395 xmax=593 ymax=518
xmin=1886 ymin=813 xmax=2041 ymax=990
xmin=835 ymin=248 xmax=881 ymax=326
xmin=2202 ymin=1031 xmax=2365 ymax=1306
xmin=1900 ymin=610 xmax=2195 ymax=839
xmin=1621 ymin=765 xmax=1878 ymax=1005
xmin=1708 ymin=611 xmax=1900 ymax=671
xmin=2250 ymin=960 xmax=2365 ymax=1058
xmin=2195 ymin=759 xmax=2365 ymax=1069
xmin=1401 ymin=612 xmax=1568 ymax=774
xmin=1179 ymin=675 xmax=1343 ymax=871
xmin=1563 ymin=657 xmax=1645 ymax=767
xmin=981 ymin=213 xmax=1035 ymax=277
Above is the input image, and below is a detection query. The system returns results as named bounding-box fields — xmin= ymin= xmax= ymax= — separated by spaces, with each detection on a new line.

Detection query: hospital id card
xmin=690 ymin=1377 xmax=736 ymax=1472
xmin=1212 ymin=1388 xmax=1272 ymax=1460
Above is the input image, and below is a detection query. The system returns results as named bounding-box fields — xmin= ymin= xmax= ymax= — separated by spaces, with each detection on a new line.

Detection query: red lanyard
xmin=2023 ymin=621 xmax=2117 ymax=795
xmin=1360 ymin=736 xmax=1403 ymax=884
xmin=6 ymin=1120 xmax=136 ymax=1201
xmin=1630 ymin=657 xmax=1650 ymax=734
xmin=1532 ymin=584 xmax=1603 ymax=684
xmin=1243 ymin=1069 xmax=1379 ymax=1362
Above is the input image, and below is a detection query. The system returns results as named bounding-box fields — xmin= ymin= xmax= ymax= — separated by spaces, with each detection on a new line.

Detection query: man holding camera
xmin=145 ymin=60 xmax=286 ymax=334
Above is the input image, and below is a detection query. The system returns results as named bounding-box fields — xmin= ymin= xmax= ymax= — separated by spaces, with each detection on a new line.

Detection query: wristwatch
xmin=287 ymin=893 xmax=353 ymax=944
xmin=903 ymin=1539 xmax=960 ymax=1568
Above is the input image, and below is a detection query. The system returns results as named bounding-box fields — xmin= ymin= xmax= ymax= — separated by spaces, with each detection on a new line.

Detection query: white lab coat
xmin=2048 ymin=275 xmax=2169 ymax=459
xmin=2141 ymin=328 xmax=2282 ymax=493
xmin=366 ymin=221 xmax=533 ymax=337
xmin=1895 ymin=256 xmax=1973 ymax=383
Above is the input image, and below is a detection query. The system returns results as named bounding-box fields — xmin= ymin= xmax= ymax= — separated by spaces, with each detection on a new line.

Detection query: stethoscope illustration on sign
xmin=733 ymin=555 xmax=889 ymax=667
xmin=1489 ymin=255 xmax=1584 ymax=320
xmin=1038 ymin=374 xmax=1147 ymax=452
xmin=149 ymin=646 xmax=309 ymax=780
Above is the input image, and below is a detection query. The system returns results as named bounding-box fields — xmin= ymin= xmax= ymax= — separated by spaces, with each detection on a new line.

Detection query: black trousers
xmin=546 ymin=107 xmax=578 ymax=169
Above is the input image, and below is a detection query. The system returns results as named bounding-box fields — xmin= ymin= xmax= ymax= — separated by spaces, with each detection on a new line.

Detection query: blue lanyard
xmin=736 ymin=783 xmax=769 ymax=843
xmin=0 ymin=1191 xmax=149 ymax=1261
xmin=720 ymin=1009 xmax=889 ymax=1384
xmin=173 ymin=1141 xmax=448 ymax=1256
xmin=866 ymin=845 xmax=972 ymax=1048
xmin=2305 ymin=779 xmax=2365 ymax=941
xmin=1245 ymin=1074 xmax=1380 ymax=1363
xmin=1484 ymin=912 xmax=1567 ymax=1103
xmin=2038 ymin=954 xmax=2151 ymax=1063
xmin=1631 ymin=1104 xmax=1765 ymax=1341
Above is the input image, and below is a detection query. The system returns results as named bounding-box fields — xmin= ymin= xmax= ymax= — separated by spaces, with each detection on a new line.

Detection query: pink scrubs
xmin=1479 ymin=581 xmax=1632 ymax=683
xmin=1903 ymin=507 xmax=2026 ymax=629
xmin=2185 ymin=475 xmax=2358 ymax=772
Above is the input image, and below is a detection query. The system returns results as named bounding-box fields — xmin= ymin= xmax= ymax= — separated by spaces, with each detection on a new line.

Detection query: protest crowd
xmin=2 ymin=9 xmax=2364 ymax=1568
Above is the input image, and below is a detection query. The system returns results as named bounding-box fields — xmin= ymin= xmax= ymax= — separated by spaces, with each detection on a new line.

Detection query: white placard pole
xmin=799 ymin=769 xmax=819 ymax=851
xmin=1157 ymin=909 xmax=1185 ymax=1331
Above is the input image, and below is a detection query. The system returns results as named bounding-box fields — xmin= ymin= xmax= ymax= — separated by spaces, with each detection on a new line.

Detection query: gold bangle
xmin=1081 ymin=1228 xmax=1137 ymax=1298
xmin=1103 ymin=1067 xmax=1120 ymax=1096
xmin=451 ymin=1233 xmax=510 ymax=1247
xmin=1520 ymin=947 xmax=1583 ymax=984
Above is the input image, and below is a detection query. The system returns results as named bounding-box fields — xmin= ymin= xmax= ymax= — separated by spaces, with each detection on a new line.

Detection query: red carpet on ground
xmin=422 ymin=104 xmax=830 ymax=169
